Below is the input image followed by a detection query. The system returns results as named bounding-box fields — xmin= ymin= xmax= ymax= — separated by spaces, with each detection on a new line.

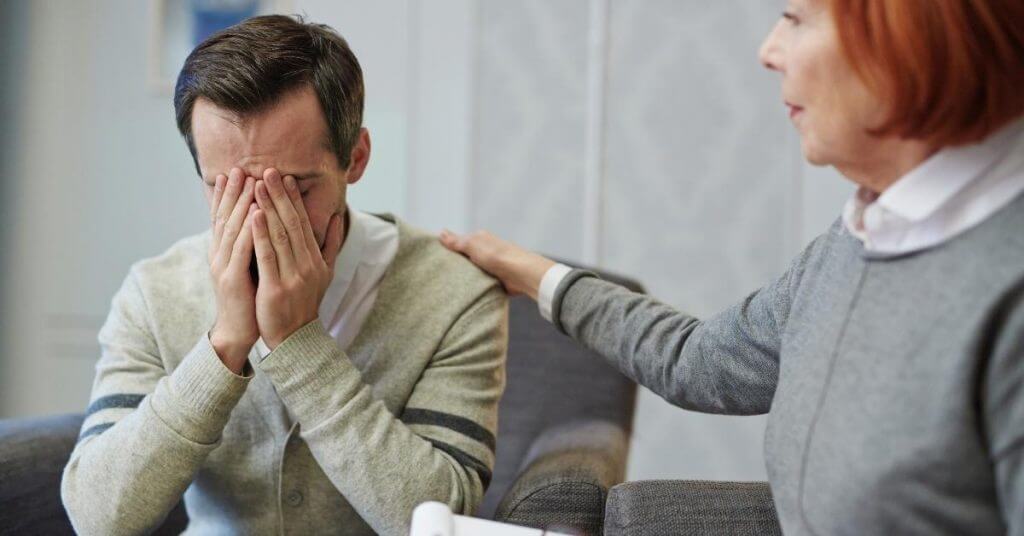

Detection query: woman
xmin=441 ymin=0 xmax=1024 ymax=534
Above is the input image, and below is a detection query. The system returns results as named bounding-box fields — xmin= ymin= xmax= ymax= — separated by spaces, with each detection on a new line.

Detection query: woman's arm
xmin=440 ymin=228 xmax=825 ymax=416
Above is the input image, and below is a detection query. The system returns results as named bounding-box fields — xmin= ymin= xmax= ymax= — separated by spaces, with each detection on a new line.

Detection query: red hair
xmin=828 ymin=0 xmax=1024 ymax=147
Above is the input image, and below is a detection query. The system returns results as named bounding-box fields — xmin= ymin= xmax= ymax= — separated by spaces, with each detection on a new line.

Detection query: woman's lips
xmin=786 ymin=102 xmax=804 ymax=119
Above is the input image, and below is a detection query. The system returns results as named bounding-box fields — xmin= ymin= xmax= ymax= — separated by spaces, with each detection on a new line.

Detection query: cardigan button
xmin=286 ymin=490 xmax=304 ymax=507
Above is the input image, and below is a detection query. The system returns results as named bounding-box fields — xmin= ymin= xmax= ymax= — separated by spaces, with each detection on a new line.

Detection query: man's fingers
xmin=255 ymin=180 xmax=296 ymax=274
xmin=216 ymin=176 xmax=255 ymax=264
xmin=322 ymin=213 xmax=343 ymax=274
xmin=228 ymin=203 xmax=257 ymax=274
xmin=253 ymin=209 xmax=280 ymax=283
xmin=208 ymin=174 xmax=228 ymax=262
xmin=263 ymin=168 xmax=309 ymax=263
xmin=210 ymin=174 xmax=227 ymax=225
xmin=283 ymin=174 xmax=319 ymax=255
xmin=214 ymin=168 xmax=246 ymax=241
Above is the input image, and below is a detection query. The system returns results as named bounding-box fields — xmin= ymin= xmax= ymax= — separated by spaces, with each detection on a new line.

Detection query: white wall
xmin=1 ymin=0 xmax=853 ymax=482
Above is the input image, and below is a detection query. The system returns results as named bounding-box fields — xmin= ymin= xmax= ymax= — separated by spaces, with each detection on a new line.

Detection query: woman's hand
xmin=439 ymin=229 xmax=556 ymax=300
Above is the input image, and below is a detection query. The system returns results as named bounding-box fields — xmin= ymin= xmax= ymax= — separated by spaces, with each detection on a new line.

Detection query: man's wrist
xmin=209 ymin=329 xmax=253 ymax=374
xmin=263 ymin=314 xmax=319 ymax=351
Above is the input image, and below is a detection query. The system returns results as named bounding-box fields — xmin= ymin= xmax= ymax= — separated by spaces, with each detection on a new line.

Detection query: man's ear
xmin=344 ymin=128 xmax=371 ymax=185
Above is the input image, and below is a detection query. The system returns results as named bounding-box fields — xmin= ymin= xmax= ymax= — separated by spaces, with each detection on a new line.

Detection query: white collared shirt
xmin=254 ymin=209 xmax=399 ymax=358
xmin=843 ymin=117 xmax=1024 ymax=256
xmin=538 ymin=116 xmax=1024 ymax=321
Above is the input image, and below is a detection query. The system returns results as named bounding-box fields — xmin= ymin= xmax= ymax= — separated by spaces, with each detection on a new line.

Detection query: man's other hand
xmin=208 ymin=167 xmax=259 ymax=374
xmin=252 ymin=168 xmax=342 ymax=350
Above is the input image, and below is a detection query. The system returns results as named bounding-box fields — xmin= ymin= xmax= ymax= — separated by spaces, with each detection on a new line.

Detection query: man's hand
xmin=252 ymin=168 xmax=343 ymax=349
xmin=208 ymin=167 xmax=259 ymax=374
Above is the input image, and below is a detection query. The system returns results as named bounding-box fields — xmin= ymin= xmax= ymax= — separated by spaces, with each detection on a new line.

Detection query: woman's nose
xmin=759 ymin=23 xmax=783 ymax=72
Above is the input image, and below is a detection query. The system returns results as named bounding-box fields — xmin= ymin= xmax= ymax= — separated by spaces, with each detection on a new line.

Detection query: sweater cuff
xmin=256 ymin=319 xmax=362 ymax=428
xmin=550 ymin=269 xmax=600 ymax=334
xmin=149 ymin=334 xmax=252 ymax=444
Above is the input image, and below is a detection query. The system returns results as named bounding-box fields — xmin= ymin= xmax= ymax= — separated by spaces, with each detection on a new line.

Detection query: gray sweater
xmin=552 ymin=194 xmax=1024 ymax=535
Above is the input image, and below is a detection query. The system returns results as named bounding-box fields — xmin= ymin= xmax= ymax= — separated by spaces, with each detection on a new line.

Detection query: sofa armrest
xmin=0 ymin=413 xmax=83 ymax=535
xmin=604 ymin=480 xmax=781 ymax=536
xmin=0 ymin=413 xmax=188 ymax=535
xmin=494 ymin=419 xmax=629 ymax=535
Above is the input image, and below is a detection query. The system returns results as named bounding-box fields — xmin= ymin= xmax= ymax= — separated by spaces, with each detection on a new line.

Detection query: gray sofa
xmin=0 ymin=269 xmax=641 ymax=535
xmin=603 ymin=480 xmax=781 ymax=535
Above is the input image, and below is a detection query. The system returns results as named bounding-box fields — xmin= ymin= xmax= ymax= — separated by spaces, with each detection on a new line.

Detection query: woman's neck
xmin=836 ymin=137 xmax=937 ymax=194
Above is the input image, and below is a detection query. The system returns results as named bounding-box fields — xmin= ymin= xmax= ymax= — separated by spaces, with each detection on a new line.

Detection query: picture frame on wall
xmin=147 ymin=0 xmax=295 ymax=95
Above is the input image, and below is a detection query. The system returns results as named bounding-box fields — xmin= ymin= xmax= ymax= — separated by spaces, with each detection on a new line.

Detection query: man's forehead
xmin=192 ymin=92 xmax=331 ymax=180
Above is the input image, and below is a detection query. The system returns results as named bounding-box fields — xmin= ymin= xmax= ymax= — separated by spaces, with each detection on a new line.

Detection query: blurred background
xmin=0 ymin=0 xmax=852 ymax=482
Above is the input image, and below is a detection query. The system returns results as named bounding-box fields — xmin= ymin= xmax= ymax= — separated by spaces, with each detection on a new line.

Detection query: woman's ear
xmin=344 ymin=128 xmax=371 ymax=185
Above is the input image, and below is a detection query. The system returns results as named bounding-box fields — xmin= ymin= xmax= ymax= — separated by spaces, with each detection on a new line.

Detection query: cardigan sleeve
xmin=549 ymin=226 xmax=833 ymax=416
xmin=61 ymin=268 xmax=251 ymax=535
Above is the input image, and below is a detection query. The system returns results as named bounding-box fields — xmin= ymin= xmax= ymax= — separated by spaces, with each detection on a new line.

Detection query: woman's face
xmin=759 ymin=0 xmax=884 ymax=168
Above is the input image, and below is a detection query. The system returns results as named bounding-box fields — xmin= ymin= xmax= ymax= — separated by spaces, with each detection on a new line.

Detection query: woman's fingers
xmin=439 ymin=229 xmax=555 ymax=298
xmin=439 ymin=229 xmax=465 ymax=253
xmin=439 ymin=228 xmax=506 ymax=282
xmin=440 ymin=229 xmax=502 ymax=267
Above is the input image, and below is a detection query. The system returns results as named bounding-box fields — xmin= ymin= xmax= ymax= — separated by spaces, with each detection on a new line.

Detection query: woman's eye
xmin=782 ymin=11 xmax=799 ymax=25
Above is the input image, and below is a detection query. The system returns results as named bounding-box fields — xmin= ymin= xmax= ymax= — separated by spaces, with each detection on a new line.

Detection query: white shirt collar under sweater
xmin=254 ymin=208 xmax=399 ymax=359
xmin=842 ymin=117 xmax=1024 ymax=256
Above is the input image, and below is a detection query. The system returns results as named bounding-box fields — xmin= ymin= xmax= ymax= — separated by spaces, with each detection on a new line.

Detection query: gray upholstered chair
xmin=0 ymin=267 xmax=641 ymax=536
xmin=603 ymin=480 xmax=781 ymax=535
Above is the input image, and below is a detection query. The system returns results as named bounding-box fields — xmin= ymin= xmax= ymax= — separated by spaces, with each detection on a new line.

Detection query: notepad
xmin=409 ymin=502 xmax=574 ymax=536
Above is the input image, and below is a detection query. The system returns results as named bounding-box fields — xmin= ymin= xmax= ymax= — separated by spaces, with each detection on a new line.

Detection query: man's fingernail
xmin=229 ymin=174 xmax=241 ymax=186
xmin=284 ymin=176 xmax=296 ymax=191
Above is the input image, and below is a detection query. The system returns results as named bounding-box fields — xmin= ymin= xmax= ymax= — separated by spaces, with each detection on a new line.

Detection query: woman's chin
xmin=799 ymin=138 xmax=831 ymax=167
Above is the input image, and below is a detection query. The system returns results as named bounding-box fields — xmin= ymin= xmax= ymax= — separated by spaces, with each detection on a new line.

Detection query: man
xmin=61 ymin=15 xmax=507 ymax=536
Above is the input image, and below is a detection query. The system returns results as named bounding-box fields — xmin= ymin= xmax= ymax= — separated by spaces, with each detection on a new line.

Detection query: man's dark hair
xmin=174 ymin=15 xmax=364 ymax=173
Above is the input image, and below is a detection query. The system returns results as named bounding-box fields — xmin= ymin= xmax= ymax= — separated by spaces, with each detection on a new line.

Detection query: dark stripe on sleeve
xmin=85 ymin=394 xmax=145 ymax=417
xmin=427 ymin=438 xmax=492 ymax=489
xmin=77 ymin=422 xmax=115 ymax=443
xmin=402 ymin=408 xmax=496 ymax=452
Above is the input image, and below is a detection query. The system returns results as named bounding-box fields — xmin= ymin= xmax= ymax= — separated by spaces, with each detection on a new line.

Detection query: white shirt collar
xmin=318 ymin=207 xmax=367 ymax=325
xmin=843 ymin=117 xmax=1024 ymax=256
